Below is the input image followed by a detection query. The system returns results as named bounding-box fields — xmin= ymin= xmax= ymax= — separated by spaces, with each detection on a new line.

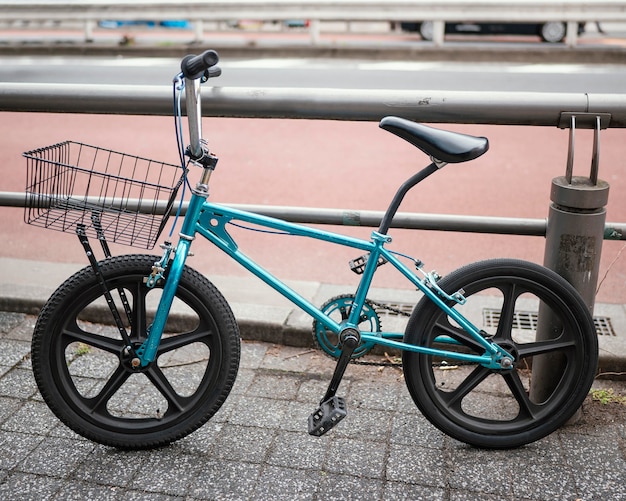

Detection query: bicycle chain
xmin=368 ymin=299 xmax=412 ymax=318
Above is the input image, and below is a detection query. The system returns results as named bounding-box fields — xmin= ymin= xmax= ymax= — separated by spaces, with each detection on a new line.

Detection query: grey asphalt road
xmin=1 ymin=55 xmax=626 ymax=93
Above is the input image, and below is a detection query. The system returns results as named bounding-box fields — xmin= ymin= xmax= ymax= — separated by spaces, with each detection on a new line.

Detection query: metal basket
xmin=23 ymin=141 xmax=185 ymax=250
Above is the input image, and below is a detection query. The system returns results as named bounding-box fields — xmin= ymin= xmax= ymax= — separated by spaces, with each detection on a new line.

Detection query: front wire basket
xmin=23 ymin=141 xmax=185 ymax=250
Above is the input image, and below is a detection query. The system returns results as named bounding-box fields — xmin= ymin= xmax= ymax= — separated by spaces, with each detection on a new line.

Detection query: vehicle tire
xmin=399 ymin=22 xmax=419 ymax=33
xmin=402 ymin=259 xmax=598 ymax=449
xmin=540 ymin=22 xmax=566 ymax=43
xmin=418 ymin=21 xmax=434 ymax=41
xmin=32 ymin=254 xmax=241 ymax=449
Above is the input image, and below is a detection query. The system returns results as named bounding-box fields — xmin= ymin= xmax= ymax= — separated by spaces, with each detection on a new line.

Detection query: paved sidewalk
xmin=1 ymin=308 xmax=625 ymax=500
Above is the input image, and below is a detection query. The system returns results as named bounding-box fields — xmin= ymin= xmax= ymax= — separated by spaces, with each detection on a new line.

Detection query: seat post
xmin=378 ymin=161 xmax=439 ymax=235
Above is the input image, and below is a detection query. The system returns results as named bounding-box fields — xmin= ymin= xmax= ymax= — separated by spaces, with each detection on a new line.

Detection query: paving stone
xmin=245 ymin=372 xmax=301 ymax=400
xmin=389 ymin=412 xmax=446 ymax=449
xmin=71 ymin=445 xmax=149 ymax=487
xmin=228 ymin=395 xmax=290 ymax=428
xmin=0 ymin=431 xmax=44 ymax=470
xmin=0 ymin=312 xmax=28 ymax=335
xmin=317 ymin=473 xmax=383 ymax=500
xmin=211 ymin=424 xmax=275 ymax=463
xmin=189 ymin=460 xmax=261 ymax=500
xmin=384 ymin=481 xmax=447 ymax=501
xmin=386 ymin=444 xmax=448 ymax=488
xmin=16 ymin=436 xmax=95 ymax=478
xmin=0 ymin=339 xmax=31 ymax=367
xmin=129 ymin=450 xmax=203 ymax=497
xmin=0 ymin=472 xmax=64 ymax=500
xmin=53 ymin=481 xmax=121 ymax=501
xmin=253 ymin=465 xmax=320 ymax=501
xmin=325 ymin=437 xmax=387 ymax=479
xmin=267 ymin=431 xmax=329 ymax=470
xmin=0 ymin=367 xmax=38 ymax=399
xmin=0 ymin=400 xmax=59 ymax=435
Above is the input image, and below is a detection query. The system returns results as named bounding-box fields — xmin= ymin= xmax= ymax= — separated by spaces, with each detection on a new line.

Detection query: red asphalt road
xmin=1 ymin=113 xmax=625 ymax=304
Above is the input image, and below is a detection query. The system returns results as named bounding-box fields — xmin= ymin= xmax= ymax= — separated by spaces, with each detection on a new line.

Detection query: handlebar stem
xmin=184 ymin=77 xmax=203 ymax=159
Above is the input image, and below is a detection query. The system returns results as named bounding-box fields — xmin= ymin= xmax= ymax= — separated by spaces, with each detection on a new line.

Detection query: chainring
xmin=312 ymin=294 xmax=382 ymax=359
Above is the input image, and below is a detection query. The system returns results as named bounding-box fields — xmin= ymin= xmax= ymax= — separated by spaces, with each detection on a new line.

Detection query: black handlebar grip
xmin=207 ymin=66 xmax=222 ymax=79
xmin=181 ymin=49 xmax=219 ymax=80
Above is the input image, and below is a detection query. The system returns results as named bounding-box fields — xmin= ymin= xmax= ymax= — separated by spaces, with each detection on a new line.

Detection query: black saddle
xmin=379 ymin=116 xmax=489 ymax=163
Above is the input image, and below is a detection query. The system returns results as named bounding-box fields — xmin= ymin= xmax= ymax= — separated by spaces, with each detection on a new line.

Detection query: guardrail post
xmin=530 ymin=115 xmax=609 ymax=403
xmin=565 ymin=21 xmax=579 ymax=47
xmin=310 ymin=19 xmax=321 ymax=45
xmin=85 ymin=19 xmax=94 ymax=42
xmin=432 ymin=20 xmax=445 ymax=46
xmin=193 ymin=20 xmax=204 ymax=43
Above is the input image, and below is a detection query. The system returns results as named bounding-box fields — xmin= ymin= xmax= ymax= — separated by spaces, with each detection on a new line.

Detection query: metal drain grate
xmin=372 ymin=302 xmax=616 ymax=337
xmin=483 ymin=308 xmax=615 ymax=337
xmin=594 ymin=316 xmax=616 ymax=336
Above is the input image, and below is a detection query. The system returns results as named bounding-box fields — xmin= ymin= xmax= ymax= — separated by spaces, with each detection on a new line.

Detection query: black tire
xmin=403 ymin=259 xmax=598 ymax=449
xmin=32 ymin=254 xmax=240 ymax=449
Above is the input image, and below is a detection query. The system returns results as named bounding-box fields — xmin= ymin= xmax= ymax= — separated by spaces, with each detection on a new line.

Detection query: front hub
xmin=120 ymin=344 xmax=152 ymax=372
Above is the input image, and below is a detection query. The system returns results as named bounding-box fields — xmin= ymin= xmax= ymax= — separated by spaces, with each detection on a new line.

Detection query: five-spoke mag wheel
xmin=31 ymin=254 xmax=240 ymax=449
xmin=403 ymin=259 xmax=598 ymax=448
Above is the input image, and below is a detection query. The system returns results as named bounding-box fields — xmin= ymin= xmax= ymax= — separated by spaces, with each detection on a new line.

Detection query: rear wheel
xmin=32 ymin=254 xmax=240 ymax=449
xmin=403 ymin=259 xmax=598 ymax=448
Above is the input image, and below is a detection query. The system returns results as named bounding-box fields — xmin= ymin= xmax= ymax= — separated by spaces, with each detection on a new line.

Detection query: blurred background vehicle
xmin=399 ymin=21 xmax=586 ymax=43
xmin=98 ymin=20 xmax=190 ymax=29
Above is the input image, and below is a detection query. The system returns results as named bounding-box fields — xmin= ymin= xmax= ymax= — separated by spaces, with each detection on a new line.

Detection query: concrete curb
xmin=1 ymin=39 xmax=625 ymax=64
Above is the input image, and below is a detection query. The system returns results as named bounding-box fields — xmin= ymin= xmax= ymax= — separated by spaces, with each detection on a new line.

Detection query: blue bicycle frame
xmin=134 ymin=68 xmax=513 ymax=372
xmin=137 ymin=190 xmax=511 ymax=371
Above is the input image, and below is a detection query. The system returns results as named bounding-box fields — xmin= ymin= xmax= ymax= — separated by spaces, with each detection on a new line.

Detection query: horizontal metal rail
xmin=1 ymin=83 xmax=626 ymax=128
xmin=3 ymin=192 xmax=624 ymax=240
xmin=1 ymin=1 xmax=625 ymax=47
xmin=2 ymin=1 xmax=625 ymax=23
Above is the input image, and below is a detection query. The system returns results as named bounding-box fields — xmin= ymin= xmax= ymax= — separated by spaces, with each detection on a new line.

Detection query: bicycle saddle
xmin=379 ymin=116 xmax=489 ymax=163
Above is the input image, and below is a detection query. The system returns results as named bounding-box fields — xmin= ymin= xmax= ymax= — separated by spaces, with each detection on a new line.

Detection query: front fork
xmin=135 ymin=157 xmax=216 ymax=367
xmin=133 ymin=195 xmax=203 ymax=366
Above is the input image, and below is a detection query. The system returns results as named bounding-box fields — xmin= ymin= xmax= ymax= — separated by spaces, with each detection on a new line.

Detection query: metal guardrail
xmin=1 ymin=83 xmax=626 ymax=129
xmin=0 ymin=83 xmax=624 ymax=240
xmin=1 ymin=192 xmax=624 ymax=240
xmin=2 ymin=75 xmax=624 ymax=314
xmin=2 ymin=1 xmax=626 ymax=47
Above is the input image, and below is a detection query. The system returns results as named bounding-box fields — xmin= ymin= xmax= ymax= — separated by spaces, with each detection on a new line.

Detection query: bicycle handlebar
xmin=180 ymin=50 xmax=221 ymax=161
xmin=181 ymin=49 xmax=220 ymax=80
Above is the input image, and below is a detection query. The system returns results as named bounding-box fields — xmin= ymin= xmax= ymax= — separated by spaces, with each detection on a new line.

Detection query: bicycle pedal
xmin=307 ymin=396 xmax=347 ymax=437
xmin=349 ymin=254 xmax=387 ymax=275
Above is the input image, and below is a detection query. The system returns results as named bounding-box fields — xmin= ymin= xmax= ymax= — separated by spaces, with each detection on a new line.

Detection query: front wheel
xmin=403 ymin=259 xmax=598 ymax=449
xmin=32 ymin=254 xmax=241 ymax=449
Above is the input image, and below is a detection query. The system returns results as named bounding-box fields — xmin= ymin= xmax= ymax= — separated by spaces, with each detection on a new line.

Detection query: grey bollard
xmin=530 ymin=116 xmax=608 ymax=403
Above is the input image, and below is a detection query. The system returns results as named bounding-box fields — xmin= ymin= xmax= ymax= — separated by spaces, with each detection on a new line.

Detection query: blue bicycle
xmin=24 ymin=50 xmax=598 ymax=450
